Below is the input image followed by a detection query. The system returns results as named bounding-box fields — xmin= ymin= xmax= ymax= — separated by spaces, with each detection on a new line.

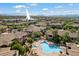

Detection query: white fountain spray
xmin=26 ymin=9 xmax=31 ymax=21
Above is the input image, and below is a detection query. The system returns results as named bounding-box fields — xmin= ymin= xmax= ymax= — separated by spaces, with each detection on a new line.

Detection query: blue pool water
xmin=40 ymin=41 xmax=61 ymax=54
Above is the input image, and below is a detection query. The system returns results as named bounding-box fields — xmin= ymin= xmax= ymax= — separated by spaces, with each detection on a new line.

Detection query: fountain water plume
xmin=26 ymin=9 xmax=31 ymax=20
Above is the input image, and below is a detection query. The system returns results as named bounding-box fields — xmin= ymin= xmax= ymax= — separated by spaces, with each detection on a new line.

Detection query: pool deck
xmin=32 ymin=40 xmax=61 ymax=56
xmin=32 ymin=40 xmax=79 ymax=56
xmin=32 ymin=46 xmax=60 ymax=56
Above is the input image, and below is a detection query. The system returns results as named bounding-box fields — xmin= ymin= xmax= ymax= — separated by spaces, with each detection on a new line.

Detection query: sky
xmin=0 ymin=3 xmax=79 ymax=16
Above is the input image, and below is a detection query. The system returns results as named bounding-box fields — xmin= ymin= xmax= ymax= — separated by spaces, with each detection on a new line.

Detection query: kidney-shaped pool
xmin=40 ymin=41 xmax=62 ymax=54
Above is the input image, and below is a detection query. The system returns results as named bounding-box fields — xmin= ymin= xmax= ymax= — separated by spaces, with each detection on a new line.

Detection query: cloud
xmin=13 ymin=5 xmax=26 ymax=9
xmin=42 ymin=8 xmax=48 ymax=11
xmin=14 ymin=4 xmax=38 ymax=9
xmin=14 ymin=5 xmax=30 ymax=15
xmin=39 ymin=9 xmax=79 ymax=16
xmin=30 ymin=3 xmax=38 ymax=6
xmin=14 ymin=9 xmax=79 ymax=16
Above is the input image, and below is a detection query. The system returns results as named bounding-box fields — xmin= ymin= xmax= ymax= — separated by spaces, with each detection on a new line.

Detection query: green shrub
xmin=11 ymin=43 xmax=22 ymax=50
xmin=33 ymin=32 xmax=42 ymax=37
xmin=70 ymin=28 xmax=76 ymax=33
xmin=27 ymin=38 xmax=34 ymax=44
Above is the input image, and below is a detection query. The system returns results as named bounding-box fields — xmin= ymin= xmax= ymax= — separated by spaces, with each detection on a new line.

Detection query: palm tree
xmin=52 ymin=29 xmax=61 ymax=44
xmin=62 ymin=20 xmax=74 ymax=30
xmin=62 ymin=32 xmax=70 ymax=55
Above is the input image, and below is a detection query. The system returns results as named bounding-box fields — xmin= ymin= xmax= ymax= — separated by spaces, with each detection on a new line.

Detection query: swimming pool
xmin=40 ymin=41 xmax=62 ymax=54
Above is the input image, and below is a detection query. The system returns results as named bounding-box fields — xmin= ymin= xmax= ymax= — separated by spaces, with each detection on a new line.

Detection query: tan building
xmin=26 ymin=25 xmax=46 ymax=32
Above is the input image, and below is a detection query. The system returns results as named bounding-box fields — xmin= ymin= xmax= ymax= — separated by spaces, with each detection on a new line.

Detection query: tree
xmin=52 ymin=29 xmax=58 ymax=36
xmin=40 ymin=29 xmax=46 ymax=36
xmin=0 ymin=26 xmax=7 ymax=33
xmin=76 ymin=30 xmax=79 ymax=44
xmin=70 ymin=28 xmax=76 ymax=33
xmin=10 ymin=38 xmax=29 ymax=56
xmin=27 ymin=38 xmax=34 ymax=44
xmin=18 ymin=45 xmax=29 ymax=56
xmin=47 ymin=29 xmax=61 ymax=44
xmin=33 ymin=32 xmax=42 ymax=38
xmin=62 ymin=32 xmax=70 ymax=55
xmin=63 ymin=21 xmax=74 ymax=30
xmin=62 ymin=32 xmax=70 ymax=44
